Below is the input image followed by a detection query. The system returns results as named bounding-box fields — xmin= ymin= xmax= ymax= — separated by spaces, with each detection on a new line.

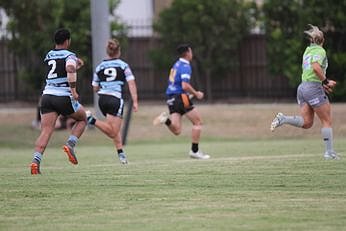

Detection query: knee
xmin=108 ymin=132 xmax=117 ymax=139
xmin=192 ymin=120 xmax=203 ymax=129
xmin=172 ymin=129 xmax=181 ymax=136
xmin=302 ymin=121 xmax=313 ymax=129
xmin=194 ymin=120 xmax=202 ymax=126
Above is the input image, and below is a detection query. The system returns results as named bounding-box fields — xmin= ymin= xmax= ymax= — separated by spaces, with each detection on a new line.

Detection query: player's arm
xmin=91 ymin=72 xmax=100 ymax=93
xmin=312 ymin=62 xmax=336 ymax=93
xmin=125 ymin=66 xmax=138 ymax=111
xmin=128 ymin=80 xmax=138 ymax=112
xmin=76 ymin=58 xmax=84 ymax=70
xmin=66 ymin=57 xmax=79 ymax=100
xmin=182 ymin=82 xmax=204 ymax=100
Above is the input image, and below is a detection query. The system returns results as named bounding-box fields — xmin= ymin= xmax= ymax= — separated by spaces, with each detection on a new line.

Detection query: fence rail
xmin=0 ymin=35 xmax=295 ymax=103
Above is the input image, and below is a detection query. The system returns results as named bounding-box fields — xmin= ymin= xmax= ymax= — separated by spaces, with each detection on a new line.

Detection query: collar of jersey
xmin=179 ymin=58 xmax=190 ymax=64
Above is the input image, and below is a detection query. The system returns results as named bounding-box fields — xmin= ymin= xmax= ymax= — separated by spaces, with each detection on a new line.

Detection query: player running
xmin=30 ymin=28 xmax=87 ymax=174
xmin=153 ymin=44 xmax=210 ymax=159
xmin=86 ymin=38 xmax=138 ymax=164
xmin=270 ymin=24 xmax=339 ymax=160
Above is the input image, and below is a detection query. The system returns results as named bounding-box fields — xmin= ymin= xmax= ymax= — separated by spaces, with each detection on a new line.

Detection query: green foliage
xmin=152 ymin=0 xmax=256 ymax=99
xmin=263 ymin=0 xmax=346 ymax=100
xmin=0 ymin=0 xmax=125 ymax=101
xmin=0 ymin=0 xmax=91 ymax=90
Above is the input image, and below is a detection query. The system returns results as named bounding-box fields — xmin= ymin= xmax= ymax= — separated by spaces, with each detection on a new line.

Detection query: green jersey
xmin=301 ymin=44 xmax=328 ymax=82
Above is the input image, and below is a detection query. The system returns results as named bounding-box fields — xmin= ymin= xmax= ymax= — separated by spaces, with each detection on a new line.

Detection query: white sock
xmin=281 ymin=115 xmax=304 ymax=128
xmin=321 ymin=127 xmax=334 ymax=153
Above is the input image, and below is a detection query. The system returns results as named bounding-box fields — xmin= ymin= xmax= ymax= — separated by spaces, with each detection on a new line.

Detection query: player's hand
xmin=132 ymin=102 xmax=138 ymax=112
xmin=195 ymin=91 xmax=204 ymax=100
xmin=323 ymin=80 xmax=336 ymax=94
xmin=76 ymin=58 xmax=84 ymax=70
xmin=71 ymin=92 xmax=79 ymax=100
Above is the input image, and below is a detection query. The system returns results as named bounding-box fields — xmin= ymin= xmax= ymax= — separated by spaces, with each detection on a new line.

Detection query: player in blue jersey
xmin=153 ymin=44 xmax=210 ymax=159
xmin=30 ymin=28 xmax=87 ymax=174
xmin=86 ymin=38 xmax=138 ymax=164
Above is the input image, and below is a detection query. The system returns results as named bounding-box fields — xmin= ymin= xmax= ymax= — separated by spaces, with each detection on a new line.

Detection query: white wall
xmin=114 ymin=0 xmax=154 ymax=37
xmin=0 ymin=8 xmax=9 ymax=38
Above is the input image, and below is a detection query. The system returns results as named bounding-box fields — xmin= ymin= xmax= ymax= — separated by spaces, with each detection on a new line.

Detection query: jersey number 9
xmin=104 ymin=67 xmax=117 ymax=81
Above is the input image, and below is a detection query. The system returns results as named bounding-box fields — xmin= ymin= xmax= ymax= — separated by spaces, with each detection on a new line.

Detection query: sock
xmin=87 ymin=116 xmax=96 ymax=125
xmin=192 ymin=143 xmax=199 ymax=153
xmin=32 ymin=152 xmax=42 ymax=164
xmin=117 ymin=149 xmax=124 ymax=155
xmin=165 ymin=118 xmax=172 ymax=126
xmin=67 ymin=135 xmax=78 ymax=147
xmin=321 ymin=127 xmax=334 ymax=153
xmin=282 ymin=115 xmax=304 ymax=127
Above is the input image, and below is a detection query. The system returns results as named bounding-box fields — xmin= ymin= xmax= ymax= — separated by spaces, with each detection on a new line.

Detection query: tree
xmin=152 ymin=0 xmax=257 ymax=101
xmin=263 ymin=0 xmax=346 ymax=100
xmin=0 ymin=0 xmax=125 ymax=103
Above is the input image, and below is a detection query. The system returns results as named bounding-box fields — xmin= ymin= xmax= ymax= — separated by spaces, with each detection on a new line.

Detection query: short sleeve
xmin=180 ymin=64 xmax=191 ymax=82
xmin=311 ymin=49 xmax=326 ymax=65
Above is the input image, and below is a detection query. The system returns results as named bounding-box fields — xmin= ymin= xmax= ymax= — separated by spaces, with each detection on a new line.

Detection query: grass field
xmin=1 ymin=103 xmax=346 ymax=231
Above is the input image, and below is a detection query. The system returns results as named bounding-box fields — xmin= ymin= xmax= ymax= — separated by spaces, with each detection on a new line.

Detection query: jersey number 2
xmin=47 ymin=60 xmax=58 ymax=79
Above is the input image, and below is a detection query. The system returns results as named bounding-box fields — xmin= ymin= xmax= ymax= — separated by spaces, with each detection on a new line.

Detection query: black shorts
xmin=98 ymin=94 xmax=124 ymax=118
xmin=166 ymin=94 xmax=194 ymax=115
xmin=40 ymin=94 xmax=81 ymax=116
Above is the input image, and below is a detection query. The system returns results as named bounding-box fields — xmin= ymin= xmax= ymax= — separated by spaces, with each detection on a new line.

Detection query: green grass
xmin=1 ymin=139 xmax=346 ymax=231
xmin=1 ymin=103 xmax=346 ymax=230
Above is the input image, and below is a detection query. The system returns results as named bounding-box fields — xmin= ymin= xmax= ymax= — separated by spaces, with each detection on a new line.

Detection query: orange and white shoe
xmin=63 ymin=144 xmax=78 ymax=165
xmin=30 ymin=162 xmax=41 ymax=175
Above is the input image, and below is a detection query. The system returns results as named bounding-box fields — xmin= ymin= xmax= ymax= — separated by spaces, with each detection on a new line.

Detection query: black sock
xmin=117 ymin=149 xmax=124 ymax=154
xmin=165 ymin=118 xmax=172 ymax=126
xmin=192 ymin=143 xmax=199 ymax=153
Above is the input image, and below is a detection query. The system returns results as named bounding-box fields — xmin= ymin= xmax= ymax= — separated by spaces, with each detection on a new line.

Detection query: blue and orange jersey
xmin=165 ymin=58 xmax=191 ymax=95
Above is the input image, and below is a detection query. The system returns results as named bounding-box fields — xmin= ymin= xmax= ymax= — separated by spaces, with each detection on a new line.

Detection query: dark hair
xmin=54 ymin=28 xmax=71 ymax=45
xmin=176 ymin=44 xmax=191 ymax=55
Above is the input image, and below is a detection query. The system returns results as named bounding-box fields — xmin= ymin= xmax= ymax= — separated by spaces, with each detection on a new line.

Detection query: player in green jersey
xmin=270 ymin=24 xmax=339 ymax=160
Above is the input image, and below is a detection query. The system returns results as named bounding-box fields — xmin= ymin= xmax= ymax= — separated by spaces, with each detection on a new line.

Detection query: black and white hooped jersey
xmin=42 ymin=49 xmax=77 ymax=96
xmin=92 ymin=58 xmax=135 ymax=99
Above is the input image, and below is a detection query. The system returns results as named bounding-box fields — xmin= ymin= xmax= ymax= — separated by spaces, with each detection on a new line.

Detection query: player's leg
xmin=31 ymin=111 xmax=58 ymax=174
xmin=113 ymin=131 xmax=128 ymax=164
xmin=185 ymin=108 xmax=209 ymax=159
xmin=271 ymin=83 xmax=310 ymax=131
xmin=314 ymin=102 xmax=339 ymax=159
xmin=107 ymin=115 xmax=128 ymax=164
xmin=153 ymin=110 xmax=183 ymax=135
xmin=88 ymin=95 xmax=128 ymax=164
xmin=62 ymin=100 xmax=87 ymax=165
xmin=166 ymin=112 xmax=182 ymax=135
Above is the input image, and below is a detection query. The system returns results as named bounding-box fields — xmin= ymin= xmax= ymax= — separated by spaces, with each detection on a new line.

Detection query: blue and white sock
xmin=67 ymin=135 xmax=78 ymax=147
xmin=32 ymin=152 xmax=42 ymax=164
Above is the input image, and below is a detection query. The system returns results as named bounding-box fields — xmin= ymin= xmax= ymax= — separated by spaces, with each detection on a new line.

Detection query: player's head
xmin=304 ymin=24 xmax=324 ymax=45
xmin=54 ymin=28 xmax=71 ymax=45
xmin=177 ymin=44 xmax=193 ymax=60
xmin=107 ymin=38 xmax=121 ymax=58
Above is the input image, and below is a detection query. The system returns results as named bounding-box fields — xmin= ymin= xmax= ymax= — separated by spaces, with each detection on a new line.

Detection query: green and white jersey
xmin=301 ymin=44 xmax=328 ymax=82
